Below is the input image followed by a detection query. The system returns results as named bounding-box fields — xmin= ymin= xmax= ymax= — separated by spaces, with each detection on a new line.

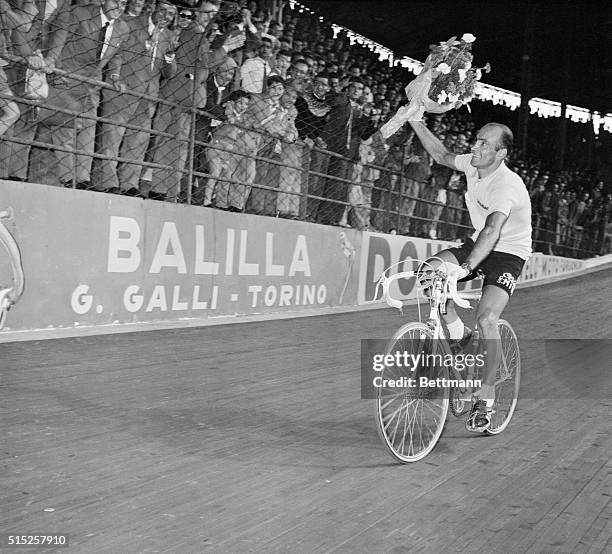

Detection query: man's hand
xmin=314 ymin=136 xmax=327 ymax=149
xmin=27 ymin=54 xmax=45 ymax=70
xmin=43 ymin=57 xmax=56 ymax=72
xmin=223 ymin=31 xmax=246 ymax=52
xmin=444 ymin=262 xmax=470 ymax=281
xmin=110 ymin=75 xmax=126 ymax=93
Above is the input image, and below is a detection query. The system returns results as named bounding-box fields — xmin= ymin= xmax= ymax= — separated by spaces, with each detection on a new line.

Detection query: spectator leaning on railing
xmin=203 ymin=89 xmax=251 ymax=209
xmin=319 ymin=76 xmax=374 ymax=227
xmin=1 ymin=0 xmax=64 ymax=171
xmin=192 ymin=55 xmax=237 ymax=201
xmin=91 ymin=0 xmax=178 ymax=196
xmin=34 ymin=0 xmax=130 ymax=188
xmin=294 ymin=70 xmax=332 ymax=222
xmin=226 ymin=74 xmax=286 ymax=213
xmin=275 ymin=84 xmax=301 ymax=218
xmin=0 ymin=0 xmax=37 ymax=137
xmin=148 ymin=0 xmax=245 ymax=202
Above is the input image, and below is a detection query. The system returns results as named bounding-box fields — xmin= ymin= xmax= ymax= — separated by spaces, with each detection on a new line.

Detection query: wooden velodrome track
xmin=2 ymin=267 xmax=611 ymax=553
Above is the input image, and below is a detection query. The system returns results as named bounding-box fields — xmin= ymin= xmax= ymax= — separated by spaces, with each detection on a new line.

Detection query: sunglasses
xmin=179 ymin=11 xmax=193 ymax=18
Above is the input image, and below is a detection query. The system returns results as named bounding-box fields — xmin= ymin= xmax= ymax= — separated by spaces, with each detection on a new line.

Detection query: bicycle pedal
xmin=466 ymin=422 xmax=489 ymax=433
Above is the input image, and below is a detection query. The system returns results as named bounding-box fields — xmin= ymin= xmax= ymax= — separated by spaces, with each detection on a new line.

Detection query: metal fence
xmin=0 ymin=7 xmax=604 ymax=259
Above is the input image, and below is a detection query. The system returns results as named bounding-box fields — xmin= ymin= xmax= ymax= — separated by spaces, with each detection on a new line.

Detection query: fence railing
xmin=0 ymin=59 xmax=604 ymax=259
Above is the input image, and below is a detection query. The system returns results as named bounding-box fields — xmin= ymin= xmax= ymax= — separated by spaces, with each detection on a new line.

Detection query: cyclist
xmin=408 ymin=120 xmax=532 ymax=432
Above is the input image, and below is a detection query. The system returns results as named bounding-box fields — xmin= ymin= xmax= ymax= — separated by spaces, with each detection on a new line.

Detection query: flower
xmin=381 ymin=32 xmax=489 ymax=138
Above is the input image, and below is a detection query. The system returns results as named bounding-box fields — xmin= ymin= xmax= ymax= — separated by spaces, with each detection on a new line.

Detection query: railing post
xmin=299 ymin=143 xmax=310 ymax=221
xmin=396 ymin=170 xmax=404 ymax=232
xmin=71 ymin=117 xmax=77 ymax=188
xmin=186 ymin=106 xmax=196 ymax=206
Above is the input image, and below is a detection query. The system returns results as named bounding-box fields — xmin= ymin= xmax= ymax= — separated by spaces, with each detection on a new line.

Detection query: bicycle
xmin=0 ymin=207 xmax=25 ymax=330
xmin=373 ymin=258 xmax=520 ymax=463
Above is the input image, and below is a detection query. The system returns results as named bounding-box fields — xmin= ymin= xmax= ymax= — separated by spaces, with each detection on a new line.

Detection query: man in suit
xmin=1 ymin=0 xmax=70 ymax=178
xmin=148 ymin=0 xmax=245 ymax=202
xmin=35 ymin=0 xmax=130 ymax=187
xmin=193 ymin=56 xmax=237 ymax=200
xmin=0 ymin=0 xmax=38 ymax=136
xmin=91 ymin=0 xmax=177 ymax=194
xmin=319 ymin=76 xmax=372 ymax=226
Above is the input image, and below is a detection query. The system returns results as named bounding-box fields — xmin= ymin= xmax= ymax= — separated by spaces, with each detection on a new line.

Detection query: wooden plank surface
xmin=1 ymin=269 xmax=611 ymax=553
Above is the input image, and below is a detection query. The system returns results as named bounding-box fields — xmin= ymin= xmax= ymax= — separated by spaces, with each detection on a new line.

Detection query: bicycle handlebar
xmin=374 ymin=261 xmax=473 ymax=311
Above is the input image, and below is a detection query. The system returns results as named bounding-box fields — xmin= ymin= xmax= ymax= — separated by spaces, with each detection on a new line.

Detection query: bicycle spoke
xmin=376 ymin=322 xmax=449 ymax=462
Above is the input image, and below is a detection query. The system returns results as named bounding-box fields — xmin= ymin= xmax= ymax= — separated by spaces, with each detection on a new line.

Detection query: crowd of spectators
xmin=0 ymin=0 xmax=610 ymax=257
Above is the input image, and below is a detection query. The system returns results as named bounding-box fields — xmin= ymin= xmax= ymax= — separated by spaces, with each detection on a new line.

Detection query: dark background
xmin=306 ymin=0 xmax=611 ymax=114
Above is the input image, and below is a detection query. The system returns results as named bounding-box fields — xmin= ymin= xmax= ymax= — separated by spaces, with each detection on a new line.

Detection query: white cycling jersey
xmin=454 ymin=154 xmax=532 ymax=260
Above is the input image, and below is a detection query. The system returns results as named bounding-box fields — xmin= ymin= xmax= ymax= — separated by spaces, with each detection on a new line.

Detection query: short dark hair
xmin=315 ymin=71 xmax=330 ymax=81
xmin=267 ymin=75 xmax=285 ymax=87
xmin=228 ymin=90 xmax=251 ymax=102
xmin=348 ymin=76 xmax=364 ymax=86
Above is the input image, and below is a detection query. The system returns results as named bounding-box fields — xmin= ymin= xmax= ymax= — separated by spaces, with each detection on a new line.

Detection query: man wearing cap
xmin=92 ymin=0 xmax=178 ymax=194
xmin=149 ymin=0 xmax=245 ymax=201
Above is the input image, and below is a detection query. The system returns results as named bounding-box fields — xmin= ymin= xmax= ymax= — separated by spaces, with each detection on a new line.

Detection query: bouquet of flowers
xmin=380 ymin=33 xmax=490 ymax=139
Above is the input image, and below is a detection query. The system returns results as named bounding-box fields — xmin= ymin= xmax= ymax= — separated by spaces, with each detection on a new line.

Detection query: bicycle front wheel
xmin=487 ymin=319 xmax=521 ymax=434
xmin=375 ymin=322 xmax=449 ymax=463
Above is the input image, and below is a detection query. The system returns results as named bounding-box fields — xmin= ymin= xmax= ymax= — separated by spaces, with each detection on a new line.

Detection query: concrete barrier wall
xmin=0 ymin=182 xmax=589 ymax=333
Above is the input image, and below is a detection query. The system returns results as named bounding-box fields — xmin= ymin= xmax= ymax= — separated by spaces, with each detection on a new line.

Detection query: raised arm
xmin=0 ymin=0 xmax=37 ymax=32
xmin=409 ymin=120 xmax=456 ymax=169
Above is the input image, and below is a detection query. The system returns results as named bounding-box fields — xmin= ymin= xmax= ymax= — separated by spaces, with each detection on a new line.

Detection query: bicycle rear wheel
xmin=375 ymin=322 xmax=449 ymax=463
xmin=487 ymin=319 xmax=521 ymax=434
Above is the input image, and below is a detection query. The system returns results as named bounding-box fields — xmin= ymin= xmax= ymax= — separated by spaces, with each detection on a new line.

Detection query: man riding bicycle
xmin=408 ymin=120 xmax=532 ymax=432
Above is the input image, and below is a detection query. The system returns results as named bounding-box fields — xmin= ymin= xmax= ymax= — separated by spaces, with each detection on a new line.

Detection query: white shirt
xmin=44 ymin=0 xmax=58 ymax=21
xmin=240 ymin=56 xmax=271 ymax=93
xmin=455 ymin=154 xmax=532 ymax=260
xmin=99 ymin=9 xmax=114 ymax=59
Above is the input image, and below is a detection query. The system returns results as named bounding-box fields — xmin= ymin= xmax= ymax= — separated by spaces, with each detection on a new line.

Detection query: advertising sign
xmin=0 ymin=182 xmax=362 ymax=331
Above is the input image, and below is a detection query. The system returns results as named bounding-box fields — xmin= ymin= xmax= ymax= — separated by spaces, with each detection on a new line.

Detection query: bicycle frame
xmin=375 ymin=258 xmax=482 ymax=381
xmin=374 ymin=259 xmax=521 ymax=461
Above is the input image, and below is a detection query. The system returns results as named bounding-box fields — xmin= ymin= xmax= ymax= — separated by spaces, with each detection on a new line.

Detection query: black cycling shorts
xmin=443 ymin=239 xmax=526 ymax=296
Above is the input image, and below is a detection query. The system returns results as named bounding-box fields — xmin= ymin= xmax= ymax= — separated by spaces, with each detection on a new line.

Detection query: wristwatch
xmin=460 ymin=262 xmax=473 ymax=275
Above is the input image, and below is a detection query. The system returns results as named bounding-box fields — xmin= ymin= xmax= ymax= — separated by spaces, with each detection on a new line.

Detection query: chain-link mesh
xmin=0 ymin=1 xmax=607 ymax=259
